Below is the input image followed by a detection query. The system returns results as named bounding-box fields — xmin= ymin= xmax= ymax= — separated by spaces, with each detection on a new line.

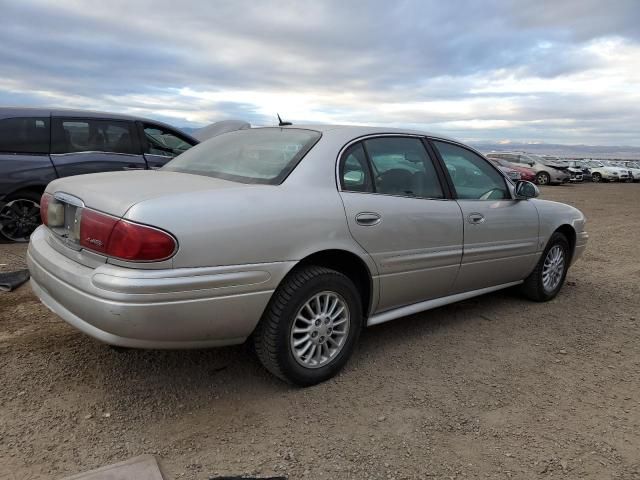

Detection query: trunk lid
xmin=45 ymin=170 xmax=243 ymax=217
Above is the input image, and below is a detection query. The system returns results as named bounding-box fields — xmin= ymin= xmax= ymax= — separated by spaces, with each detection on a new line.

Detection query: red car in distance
xmin=488 ymin=158 xmax=536 ymax=182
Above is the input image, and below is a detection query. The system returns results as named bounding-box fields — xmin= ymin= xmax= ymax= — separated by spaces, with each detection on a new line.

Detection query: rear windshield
xmin=163 ymin=127 xmax=321 ymax=184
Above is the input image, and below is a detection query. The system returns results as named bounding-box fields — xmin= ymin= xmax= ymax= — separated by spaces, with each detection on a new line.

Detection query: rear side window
xmin=0 ymin=117 xmax=50 ymax=154
xmin=164 ymin=128 xmax=321 ymax=184
xmin=340 ymin=142 xmax=373 ymax=192
xmin=363 ymin=137 xmax=444 ymax=199
xmin=51 ymin=118 xmax=138 ymax=154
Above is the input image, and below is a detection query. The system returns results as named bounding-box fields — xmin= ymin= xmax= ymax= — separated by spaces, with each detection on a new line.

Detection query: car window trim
xmin=336 ymin=133 xmax=452 ymax=201
xmin=426 ymin=137 xmax=514 ymax=201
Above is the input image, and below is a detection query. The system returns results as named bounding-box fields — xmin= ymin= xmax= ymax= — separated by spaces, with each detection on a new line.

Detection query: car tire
xmin=0 ymin=190 xmax=42 ymax=243
xmin=536 ymin=172 xmax=550 ymax=185
xmin=592 ymin=173 xmax=602 ymax=183
xmin=252 ymin=265 xmax=363 ymax=386
xmin=520 ymin=232 xmax=570 ymax=302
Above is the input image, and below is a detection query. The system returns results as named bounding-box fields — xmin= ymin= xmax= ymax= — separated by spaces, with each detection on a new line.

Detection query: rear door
xmin=430 ymin=140 xmax=539 ymax=293
xmin=50 ymin=117 xmax=146 ymax=177
xmin=338 ymin=136 xmax=463 ymax=312
xmin=138 ymin=122 xmax=197 ymax=169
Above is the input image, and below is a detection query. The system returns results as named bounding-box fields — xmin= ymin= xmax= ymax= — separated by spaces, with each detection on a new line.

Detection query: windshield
xmin=163 ymin=128 xmax=321 ymax=184
xmin=587 ymin=160 xmax=604 ymax=167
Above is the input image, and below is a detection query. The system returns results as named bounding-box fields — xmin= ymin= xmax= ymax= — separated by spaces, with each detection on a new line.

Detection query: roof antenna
xmin=277 ymin=113 xmax=292 ymax=127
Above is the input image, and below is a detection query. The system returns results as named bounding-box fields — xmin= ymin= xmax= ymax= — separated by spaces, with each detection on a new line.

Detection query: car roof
xmin=276 ymin=124 xmax=460 ymax=143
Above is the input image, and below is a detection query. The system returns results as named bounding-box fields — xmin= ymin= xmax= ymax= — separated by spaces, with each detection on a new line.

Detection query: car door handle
xmin=467 ymin=213 xmax=486 ymax=224
xmin=355 ymin=212 xmax=382 ymax=226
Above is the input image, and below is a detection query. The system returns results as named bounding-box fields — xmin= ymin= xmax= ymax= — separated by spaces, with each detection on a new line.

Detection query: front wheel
xmin=536 ymin=172 xmax=550 ymax=185
xmin=253 ymin=266 xmax=362 ymax=386
xmin=520 ymin=232 xmax=570 ymax=302
xmin=592 ymin=173 xmax=602 ymax=183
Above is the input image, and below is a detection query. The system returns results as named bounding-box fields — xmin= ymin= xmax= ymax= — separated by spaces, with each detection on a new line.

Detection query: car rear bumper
xmin=28 ymin=226 xmax=293 ymax=348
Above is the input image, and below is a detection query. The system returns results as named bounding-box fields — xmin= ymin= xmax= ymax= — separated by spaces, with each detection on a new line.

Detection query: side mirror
xmin=514 ymin=180 xmax=539 ymax=199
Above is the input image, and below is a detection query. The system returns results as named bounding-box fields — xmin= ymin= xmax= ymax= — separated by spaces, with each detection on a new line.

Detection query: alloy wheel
xmin=542 ymin=245 xmax=565 ymax=293
xmin=537 ymin=173 xmax=550 ymax=185
xmin=289 ymin=291 xmax=350 ymax=369
xmin=0 ymin=198 xmax=41 ymax=242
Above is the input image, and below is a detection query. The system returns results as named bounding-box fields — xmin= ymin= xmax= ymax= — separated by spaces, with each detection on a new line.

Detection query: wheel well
xmin=6 ymin=186 xmax=45 ymax=201
xmin=295 ymin=250 xmax=373 ymax=316
xmin=555 ymin=224 xmax=576 ymax=260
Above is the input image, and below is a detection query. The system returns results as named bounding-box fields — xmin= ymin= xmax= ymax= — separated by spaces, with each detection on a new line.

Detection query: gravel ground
xmin=1 ymin=183 xmax=639 ymax=480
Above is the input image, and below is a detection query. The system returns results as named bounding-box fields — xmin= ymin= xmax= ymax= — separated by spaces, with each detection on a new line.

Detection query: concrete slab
xmin=61 ymin=455 xmax=165 ymax=480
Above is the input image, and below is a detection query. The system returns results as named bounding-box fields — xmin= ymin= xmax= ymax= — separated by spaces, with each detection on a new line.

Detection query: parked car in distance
xmin=566 ymin=160 xmax=593 ymax=182
xmin=28 ymin=125 xmax=588 ymax=386
xmin=624 ymin=161 xmax=640 ymax=182
xmin=586 ymin=160 xmax=630 ymax=182
xmin=485 ymin=152 xmax=571 ymax=185
xmin=488 ymin=157 xmax=535 ymax=182
xmin=544 ymin=156 xmax=583 ymax=182
xmin=0 ymin=107 xmax=198 ymax=242
xmin=602 ymin=160 xmax=634 ymax=182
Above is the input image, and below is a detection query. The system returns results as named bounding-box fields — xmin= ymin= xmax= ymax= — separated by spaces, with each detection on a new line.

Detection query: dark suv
xmin=0 ymin=108 xmax=198 ymax=241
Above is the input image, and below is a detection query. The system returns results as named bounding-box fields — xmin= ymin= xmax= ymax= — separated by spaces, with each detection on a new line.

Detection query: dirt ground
xmin=1 ymin=183 xmax=639 ymax=480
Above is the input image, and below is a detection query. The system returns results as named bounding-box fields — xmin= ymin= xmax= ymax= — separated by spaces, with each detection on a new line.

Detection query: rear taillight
xmin=40 ymin=193 xmax=51 ymax=225
xmin=79 ymin=209 xmax=176 ymax=262
xmin=39 ymin=193 xmax=64 ymax=227
xmin=107 ymin=220 xmax=177 ymax=261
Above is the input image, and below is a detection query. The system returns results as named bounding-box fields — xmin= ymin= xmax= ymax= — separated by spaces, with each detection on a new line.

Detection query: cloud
xmin=1 ymin=0 xmax=639 ymax=144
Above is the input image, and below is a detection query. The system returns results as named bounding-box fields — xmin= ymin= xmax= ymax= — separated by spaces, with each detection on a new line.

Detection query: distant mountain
xmin=471 ymin=141 xmax=640 ymax=160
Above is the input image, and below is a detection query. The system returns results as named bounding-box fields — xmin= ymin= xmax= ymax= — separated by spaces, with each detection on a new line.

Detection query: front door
xmin=430 ymin=140 xmax=539 ymax=293
xmin=338 ymin=136 xmax=463 ymax=312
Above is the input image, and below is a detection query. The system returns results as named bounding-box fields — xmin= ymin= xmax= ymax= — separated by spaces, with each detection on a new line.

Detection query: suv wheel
xmin=536 ymin=172 xmax=550 ymax=185
xmin=0 ymin=191 xmax=42 ymax=242
xmin=253 ymin=265 xmax=362 ymax=386
xmin=520 ymin=232 xmax=570 ymax=302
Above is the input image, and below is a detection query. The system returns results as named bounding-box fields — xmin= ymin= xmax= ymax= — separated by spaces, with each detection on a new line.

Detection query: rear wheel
xmin=520 ymin=232 xmax=570 ymax=302
xmin=253 ymin=265 xmax=362 ymax=386
xmin=0 ymin=191 xmax=42 ymax=242
xmin=536 ymin=172 xmax=550 ymax=185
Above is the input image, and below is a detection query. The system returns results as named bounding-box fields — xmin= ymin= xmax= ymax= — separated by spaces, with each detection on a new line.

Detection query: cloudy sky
xmin=2 ymin=0 xmax=639 ymax=145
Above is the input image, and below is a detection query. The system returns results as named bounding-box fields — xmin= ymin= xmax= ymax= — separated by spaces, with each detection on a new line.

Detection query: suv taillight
xmin=79 ymin=209 xmax=176 ymax=261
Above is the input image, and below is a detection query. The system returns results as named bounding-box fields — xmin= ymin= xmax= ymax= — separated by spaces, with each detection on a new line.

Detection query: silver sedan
xmin=28 ymin=125 xmax=588 ymax=386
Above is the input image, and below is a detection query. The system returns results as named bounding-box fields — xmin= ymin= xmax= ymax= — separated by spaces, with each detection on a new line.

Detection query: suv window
xmin=433 ymin=141 xmax=508 ymax=200
xmin=0 ymin=117 xmax=50 ymax=154
xmin=52 ymin=118 xmax=137 ymax=154
xmin=362 ymin=137 xmax=444 ymax=199
xmin=340 ymin=142 xmax=373 ymax=192
xmin=143 ymin=124 xmax=193 ymax=158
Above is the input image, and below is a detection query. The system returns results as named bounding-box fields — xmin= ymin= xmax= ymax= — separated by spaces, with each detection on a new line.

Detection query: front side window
xmin=52 ymin=119 xmax=137 ymax=154
xmin=433 ymin=141 xmax=509 ymax=200
xmin=362 ymin=137 xmax=444 ymax=199
xmin=143 ymin=124 xmax=194 ymax=158
xmin=0 ymin=117 xmax=50 ymax=154
xmin=163 ymin=128 xmax=321 ymax=184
